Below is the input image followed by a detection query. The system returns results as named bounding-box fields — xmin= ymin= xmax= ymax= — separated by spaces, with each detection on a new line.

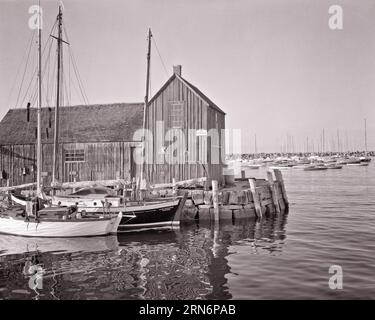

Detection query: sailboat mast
xmin=145 ymin=28 xmax=152 ymax=106
xmin=140 ymin=28 xmax=152 ymax=184
xmin=36 ymin=6 xmax=42 ymax=195
xmin=52 ymin=6 xmax=63 ymax=185
xmin=364 ymin=118 xmax=368 ymax=155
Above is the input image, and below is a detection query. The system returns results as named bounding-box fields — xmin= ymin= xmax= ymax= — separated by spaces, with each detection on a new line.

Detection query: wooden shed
xmin=0 ymin=103 xmax=144 ymax=187
xmin=144 ymin=66 xmax=226 ymax=184
xmin=0 ymin=66 xmax=226 ymax=188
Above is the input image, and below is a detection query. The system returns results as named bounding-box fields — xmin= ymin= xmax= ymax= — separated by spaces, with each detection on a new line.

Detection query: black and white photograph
xmin=0 ymin=0 xmax=374 ymax=305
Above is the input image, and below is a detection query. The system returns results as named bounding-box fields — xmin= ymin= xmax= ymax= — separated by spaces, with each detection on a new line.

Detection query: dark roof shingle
xmin=0 ymin=103 xmax=144 ymax=145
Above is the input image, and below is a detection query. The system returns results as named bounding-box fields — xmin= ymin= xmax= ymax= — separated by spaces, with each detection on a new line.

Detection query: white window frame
xmin=64 ymin=149 xmax=85 ymax=163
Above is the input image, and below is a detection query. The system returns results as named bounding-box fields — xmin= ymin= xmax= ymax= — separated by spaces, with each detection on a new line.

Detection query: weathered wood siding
xmin=145 ymin=76 xmax=225 ymax=184
xmin=0 ymin=142 xmax=141 ymax=187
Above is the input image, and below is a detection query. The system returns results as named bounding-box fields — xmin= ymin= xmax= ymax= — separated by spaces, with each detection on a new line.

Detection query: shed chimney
xmin=173 ymin=65 xmax=182 ymax=76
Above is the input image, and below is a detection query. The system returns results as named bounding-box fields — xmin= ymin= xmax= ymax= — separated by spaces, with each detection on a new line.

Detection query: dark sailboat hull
xmin=117 ymin=197 xmax=185 ymax=232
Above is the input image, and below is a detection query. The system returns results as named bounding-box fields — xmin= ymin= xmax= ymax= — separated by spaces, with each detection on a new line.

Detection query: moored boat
xmin=347 ymin=159 xmax=363 ymax=166
xmin=245 ymin=164 xmax=261 ymax=170
xmin=325 ymin=163 xmax=343 ymax=169
xmin=0 ymin=206 xmax=122 ymax=237
xmin=360 ymin=156 xmax=371 ymax=163
xmin=116 ymin=196 xmax=185 ymax=232
xmin=50 ymin=187 xmax=122 ymax=213
xmin=303 ymin=165 xmax=328 ymax=171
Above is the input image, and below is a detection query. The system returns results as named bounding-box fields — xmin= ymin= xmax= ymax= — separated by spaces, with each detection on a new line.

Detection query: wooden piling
xmin=212 ymin=180 xmax=219 ymax=223
xmin=248 ymin=178 xmax=262 ymax=218
xmin=130 ymin=177 xmax=136 ymax=201
xmin=267 ymin=171 xmax=281 ymax=214
xmin=72 ymin=177 xmax=77 ymax=193
xmin=273 ymin=169 xmax=289 ymax=208
xmin=241 ymin=170 xmax=245 ymax=179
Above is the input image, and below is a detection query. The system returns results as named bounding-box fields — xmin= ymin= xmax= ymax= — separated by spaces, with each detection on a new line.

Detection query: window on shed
xmin=65 ymin=149 xmax=85 ymax=162
xmin=169 ymin=101 xmax=184 ymax=128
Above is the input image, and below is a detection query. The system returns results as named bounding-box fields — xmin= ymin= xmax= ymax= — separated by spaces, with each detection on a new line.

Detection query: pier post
xmin=72 ymin=177 xmax=77 ymax=193
xmin=212 ymin=180 xmax=219 ymax=223
xmin=130 ymin=177 xmax=136 ymax=201
xmin=267 ymin=171 xmax=280 ymax=214
xmin=241 ymin=170 xmax=246 ymax=179
xmin=249 ymin=178 xmax=262 ymax=218
xmin=273 ymin=169 xmax=289 ymax=209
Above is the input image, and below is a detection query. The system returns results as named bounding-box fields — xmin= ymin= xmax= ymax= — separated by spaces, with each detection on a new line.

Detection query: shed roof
xmin=0 ymin=103 xmax=144 ymax=145
xmin=148 ymin=74 xmax=226 ymax=115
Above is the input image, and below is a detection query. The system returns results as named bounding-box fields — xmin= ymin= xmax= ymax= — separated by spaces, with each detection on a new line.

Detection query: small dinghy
xmin=0 ymin=205 xmax=122 ymax=238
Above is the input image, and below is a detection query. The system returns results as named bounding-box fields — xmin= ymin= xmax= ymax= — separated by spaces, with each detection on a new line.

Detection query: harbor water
xmin=0 ymin=163 xmax=374 ymax=299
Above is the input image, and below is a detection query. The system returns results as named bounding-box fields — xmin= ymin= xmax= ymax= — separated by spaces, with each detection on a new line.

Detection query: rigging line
xmin=68 ymin=40 xmax=71 ymax=106
xmin=44 ymin=36 xmax=56 ymax=107
xmin=151 ymin=35 xmax=169 ymax=78
xmin=22 ymin=19 xmax=58 ymax=108
xmin=11 ymin=30 xmax=36 ymax=109
xmin=69 ymin=46 xmax=89 ymax=105
xmin=63 ymin=24 xmax=89 ymax=105
xmin=23 ymin=36 xmax=55 ymax=109
xmin=19 ymin=22 xmax=58 ymax=109
xmin=61 ymin=67 xmax=70 ymax=107
xmin=45 ymin=32 xmax=56 ymax=107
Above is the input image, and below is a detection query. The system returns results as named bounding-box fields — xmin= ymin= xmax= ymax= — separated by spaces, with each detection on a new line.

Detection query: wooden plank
xmin=267 ymin=170 xmax=281 ymax=213
xmin=260 ymin=198 xmax=273 ymax=206
xmin=151 ymin=177 xmax=207 ymax=189
xmin=249 ymin=178 xmax=262 ymax=218
xmin=0 ymin=182 xmax=36 ymax=192
xmin=273 ymin=169 xmax=289 ymax=207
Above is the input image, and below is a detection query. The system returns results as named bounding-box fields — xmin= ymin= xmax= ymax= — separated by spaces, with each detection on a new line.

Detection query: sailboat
xmin=0 ymin=6 xmax=122 ymax=237
xmin=360 ymin=118 xmax=371 ymax=163
xmin=45 ymin=26 xmax=185 ymax=231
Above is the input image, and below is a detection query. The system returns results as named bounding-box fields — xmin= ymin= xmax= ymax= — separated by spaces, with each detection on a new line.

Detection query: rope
xmin=19 ymin=20 xmax=58 ymax=109
xmin=151 ymin=35 xmax=169 ymax=78
xmin=13 ymin=30 xmax=36 ymax=108
xmin=63 ymin=24 xmax=89 ymax=105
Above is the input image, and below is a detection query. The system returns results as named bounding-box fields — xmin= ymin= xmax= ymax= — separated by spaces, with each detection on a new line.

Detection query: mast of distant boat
xmin=36 ymin=4 xmax=42 ymax=196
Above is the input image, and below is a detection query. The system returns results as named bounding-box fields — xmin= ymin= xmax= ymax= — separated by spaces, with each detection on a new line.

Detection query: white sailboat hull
xmin=0 ymin=213 xmax=122 ymax=238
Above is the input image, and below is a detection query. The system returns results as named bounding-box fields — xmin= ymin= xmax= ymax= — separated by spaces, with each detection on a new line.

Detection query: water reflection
xmin=0 ymin=214 xmax=289 ymax=300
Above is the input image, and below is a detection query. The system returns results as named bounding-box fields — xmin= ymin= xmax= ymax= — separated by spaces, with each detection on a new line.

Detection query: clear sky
xmin=1 ymin=0 xmax=374 ymax=153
